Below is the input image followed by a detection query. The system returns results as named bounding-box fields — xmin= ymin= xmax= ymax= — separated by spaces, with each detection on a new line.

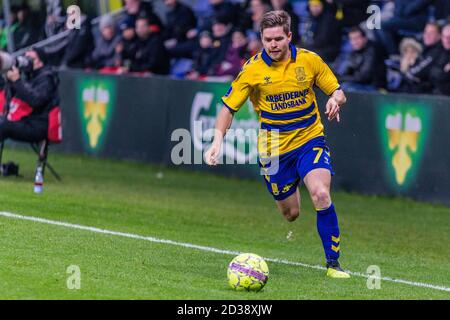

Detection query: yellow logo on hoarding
xmin=385 ymin=113 xmax=421 ymax=185
xmin=82 ymin=87 xmax=110 ymax=149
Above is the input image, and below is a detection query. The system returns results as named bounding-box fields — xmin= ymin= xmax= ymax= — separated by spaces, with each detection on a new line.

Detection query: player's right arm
xmin=205 ymin=107 xmax=234 ymax=166
xmin=312 ymin=53 xmax=347 ymax=122
xmin=205 ymin=62 xmax=254 ymax=166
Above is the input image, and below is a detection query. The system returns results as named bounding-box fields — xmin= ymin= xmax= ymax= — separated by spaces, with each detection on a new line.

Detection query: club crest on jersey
xmin=295 ymin=67 xmax=306 ymax=82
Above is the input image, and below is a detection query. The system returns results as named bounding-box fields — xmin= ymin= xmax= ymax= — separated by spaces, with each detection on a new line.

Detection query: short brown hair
xmin=260 ymin=10 xmax=291 ymax=36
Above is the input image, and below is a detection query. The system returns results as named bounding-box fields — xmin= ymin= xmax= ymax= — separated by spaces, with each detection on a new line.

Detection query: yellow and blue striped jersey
xmin=222 ymin=43 xmax=340 ymax=156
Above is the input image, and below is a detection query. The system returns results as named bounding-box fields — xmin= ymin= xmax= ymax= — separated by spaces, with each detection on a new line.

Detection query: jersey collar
xmin=261 ymin=43 xmax=297 ymax=66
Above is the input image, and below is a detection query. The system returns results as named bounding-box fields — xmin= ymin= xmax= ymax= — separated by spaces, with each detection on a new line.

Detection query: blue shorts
xmin=259 ymin=137 xmax=334 ymax=201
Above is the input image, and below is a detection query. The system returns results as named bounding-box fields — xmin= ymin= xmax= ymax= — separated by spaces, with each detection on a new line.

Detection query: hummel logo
xmin=263 ymin=76 xmax=272 ymax=85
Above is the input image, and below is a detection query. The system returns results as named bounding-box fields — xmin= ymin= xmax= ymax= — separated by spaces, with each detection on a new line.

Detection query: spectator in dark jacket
xmin=129 ymin=17 xmax=170 ymax=75
xmin=401 ymin=22 xmax=442 ymax=93
xmin=61 ymin=18 xmax=94 ymax=69
xmin=203 ymin=0 xmax=239 ymax=31
xmin=13 ymin=4 xmax=40 ymax=50
xmin=188 ymin=31 xmax=214 ymax=79
xmin=163 ymin=0 xmax=198 ymax=58
xmin=122 ymin=0 xmax=164 ymax=33
xmin=214 ymin=29 xmax=249 ymax=78
xmin=188 ymin=17 xmax=232 ymax=79
xmin=115 ymin=17 xmax=138 ymax=69
xmin=429 ymin=24 xmax=450 ymax=95
xmin=421 ymin=22 xmax=442 ymax=54
xmin=338 ymin=26 xmax=380 ymax=91
xmin=45 ymin=16 xmax=94 ymax=69
xmin=378 ymin=0 xmax=433 ymax=55
xmin=91 ymin=15 xmax=121 ymax=69
xmin=207 ymin=17 xmax=233 ymax=73
xmin=302 ymin=0 xmax=341 ymax=63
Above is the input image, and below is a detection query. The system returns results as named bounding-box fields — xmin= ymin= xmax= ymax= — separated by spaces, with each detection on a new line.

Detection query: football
xmin=227 ymin=253 xmax=269 ymax=292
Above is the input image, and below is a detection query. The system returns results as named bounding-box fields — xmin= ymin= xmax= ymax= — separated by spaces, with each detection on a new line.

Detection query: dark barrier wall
xmin=58 ymin=71 xmax=450 ymax=205
xmin=318 ymin=92 xmax=450 ymax=205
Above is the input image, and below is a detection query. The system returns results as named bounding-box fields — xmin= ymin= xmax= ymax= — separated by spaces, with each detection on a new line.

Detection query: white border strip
xmin=1 ymin=211 xmax=449 ymax=294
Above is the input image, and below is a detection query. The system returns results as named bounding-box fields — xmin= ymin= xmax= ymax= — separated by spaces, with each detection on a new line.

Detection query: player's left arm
xmin=313 ymin=54 xmax=347 ymax=122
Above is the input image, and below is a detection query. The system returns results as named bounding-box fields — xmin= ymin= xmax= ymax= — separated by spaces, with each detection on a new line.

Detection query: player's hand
xmin=205 ymin=143 xmax=220 ymax=166
xmin=325 ymin=97 xmax=341 ymax=123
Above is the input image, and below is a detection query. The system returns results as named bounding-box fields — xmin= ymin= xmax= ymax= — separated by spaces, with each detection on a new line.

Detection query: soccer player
xmin=205 ymin=10 xmax=350 ymax=278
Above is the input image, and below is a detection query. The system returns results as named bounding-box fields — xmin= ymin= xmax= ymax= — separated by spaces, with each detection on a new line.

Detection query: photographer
xmin=0 ymin=48 xmax=59 ymax=143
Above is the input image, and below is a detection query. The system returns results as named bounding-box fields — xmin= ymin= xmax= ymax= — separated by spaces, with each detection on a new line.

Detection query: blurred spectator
xmin=400 ymin=22 xmax=442 ymax=93
xmin=337 ymin=26 xmax=380 ymax=91
xmin=45 ymin=15 xmax=94 ymax=69
xmin=44 ymin=0 xmax=66 ymax=38
xmin=128 ymin=17 xmax=170 ymax=75
xmin=324 ymin=0 xmax=370 ymax=29
xmin=240 ymin=0 xmax=271 ymax=36
xmin=90 ymin=15 xmax=121 ymax=70
xmin=115 ymin=17 xmax=138 ymax=69
xmin=302 ymin=0 xmax=341 ymax=63
xmin=214 ymin=29 xmax=250 ymax=78
xmin=363 ymin=0 xmax=394 ymax=42
xmin=0 ymin=5 xmax=19 ymax=51
xmin=270 ymin=0 xmax=300 ymax=44
xmin=378 ymin=0 xmax=433 ymax=55
xmin=399 ymin=38 xmax=422 ymax=73
xmin=429 ymin=24 xmax=450 ymax=95
xmin=163 ymin=0 xmax=198 ymax=58
xmin=188 ymin=31 xmax=214 ymax=79
xmin=197 ymin=0 xmax=239 ymax=33
xmin=247 ymin=33 xmax=263 ymax=56
xmin=192 ymin=0 xmax=214 ymax=31
xmin=13 ymin=4 xmax=40 ymax=50
xmin=208 ymin=0 xmax=240 ymax=29
xmin=122 ymin=0 xmax=164 ymax=33
xmin=208 ymin=16 xmax=233 ymax=69
xmin=61 ymin=18 xmax=94 ymax=69
xmin=188 ymin=17 xmax=233 ymax=79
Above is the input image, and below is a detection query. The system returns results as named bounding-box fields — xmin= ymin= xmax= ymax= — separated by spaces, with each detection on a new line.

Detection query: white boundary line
xmin=1 ymin=211 xmax=449 ymax=294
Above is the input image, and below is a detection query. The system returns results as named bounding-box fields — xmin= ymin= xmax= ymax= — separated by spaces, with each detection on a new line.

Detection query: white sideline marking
xmin=1 ymin=211 xmax=449 ymax=294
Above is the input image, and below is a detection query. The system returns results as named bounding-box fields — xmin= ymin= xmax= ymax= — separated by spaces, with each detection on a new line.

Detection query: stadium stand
xmin=0 ymin=0 xmax=449 ymax=95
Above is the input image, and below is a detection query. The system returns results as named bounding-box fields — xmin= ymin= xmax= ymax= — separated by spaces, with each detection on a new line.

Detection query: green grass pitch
xmin=0 ymin=148 xmax=449 ymax=299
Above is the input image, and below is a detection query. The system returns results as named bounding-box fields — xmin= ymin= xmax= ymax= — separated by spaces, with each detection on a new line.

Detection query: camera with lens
xmin=0 ymin=51 xmax=34 ymax=74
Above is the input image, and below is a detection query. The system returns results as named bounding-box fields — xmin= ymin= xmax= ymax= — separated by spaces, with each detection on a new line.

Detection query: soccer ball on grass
xmin=227 ymin=253 xmax=269 ymax=292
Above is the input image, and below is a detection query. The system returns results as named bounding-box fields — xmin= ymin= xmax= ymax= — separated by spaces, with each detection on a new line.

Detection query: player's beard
xmin=268 ymin=45 xmax=289 ymax=62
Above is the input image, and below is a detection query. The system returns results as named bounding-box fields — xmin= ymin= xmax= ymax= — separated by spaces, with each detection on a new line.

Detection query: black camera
xmin=0 ymin=51 xmax=34 ymax=74
xmin=0 ymin=161 xmax=19 ymax=177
